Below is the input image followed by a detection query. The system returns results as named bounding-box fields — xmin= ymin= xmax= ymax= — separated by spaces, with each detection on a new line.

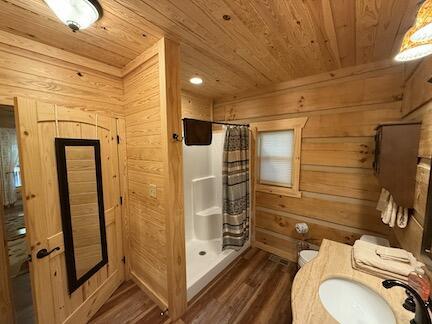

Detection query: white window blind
xmin=259 ymin=130 xmax=294 ymax=187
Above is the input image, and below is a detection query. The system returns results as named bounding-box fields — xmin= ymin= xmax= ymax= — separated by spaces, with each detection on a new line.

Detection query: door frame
xmin=0 ymin=165 xmax=15 ymax=324
xmin=0 ymin=100 xmax=19 ymax=324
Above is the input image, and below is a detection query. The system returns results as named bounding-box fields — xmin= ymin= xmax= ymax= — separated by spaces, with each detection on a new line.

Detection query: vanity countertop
xmin=291 ymin=239 xmax=413 ymax=323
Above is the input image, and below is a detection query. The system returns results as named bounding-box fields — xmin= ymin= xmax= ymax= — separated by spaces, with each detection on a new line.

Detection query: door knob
xmin=36 ymin=247 xmax=60 ymax=259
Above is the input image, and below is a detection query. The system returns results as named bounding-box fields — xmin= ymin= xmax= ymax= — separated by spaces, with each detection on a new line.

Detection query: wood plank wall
xmin=213 ymin=62 xmax=407 ymax=261
xmin=123 ymin=38 xmax=187 ymax=319
xmin=123 ymin=47 xmax=168 ymax=305
xmin=395 ymin=57 xmax=432 ymax=273
xmin=0 ymin=30 xmax=123 ymax=114
xmin=181 ymin=91 xmax=213 ymax=120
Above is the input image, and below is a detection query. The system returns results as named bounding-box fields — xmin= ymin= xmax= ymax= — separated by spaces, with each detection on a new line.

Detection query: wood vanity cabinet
xmin=373 ymin=122 xmax=421 ymax=208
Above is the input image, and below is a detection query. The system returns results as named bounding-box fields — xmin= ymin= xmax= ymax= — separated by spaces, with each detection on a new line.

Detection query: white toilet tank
xmin=298 ymin=249 xmax=319 ymax=268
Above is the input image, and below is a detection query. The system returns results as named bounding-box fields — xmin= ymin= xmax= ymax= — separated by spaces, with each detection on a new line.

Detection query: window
xmin=251 ymin=117 xmax=307 ymax=198
xmin=259 ymin=130 xmax=294 ymax=187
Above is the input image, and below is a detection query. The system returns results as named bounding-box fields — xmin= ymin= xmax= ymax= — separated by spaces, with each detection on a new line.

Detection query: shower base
xmin=186 ymin=238 xmax=250 ymax=300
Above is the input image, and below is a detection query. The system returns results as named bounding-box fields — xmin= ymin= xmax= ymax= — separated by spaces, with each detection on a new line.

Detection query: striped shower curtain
xmin=222 ymin=126 xmax=250 ymax=251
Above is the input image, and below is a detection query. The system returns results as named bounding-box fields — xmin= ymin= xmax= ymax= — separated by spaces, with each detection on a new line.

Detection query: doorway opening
xmin=0 ymin=104 xmax=35 ymax=324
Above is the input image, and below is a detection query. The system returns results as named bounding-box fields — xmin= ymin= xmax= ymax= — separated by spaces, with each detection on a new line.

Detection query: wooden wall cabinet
xmin=373 ymin=122 xmax=421 ymax=208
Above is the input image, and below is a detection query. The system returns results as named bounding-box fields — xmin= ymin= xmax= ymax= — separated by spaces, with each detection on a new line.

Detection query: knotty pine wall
xmin=214 ymin=62 xmax=408 ymax=261
xmin=123 ymin=49 xmax=168 ymax=304
xmin=0 ymin=31 xmax=123 ymax=114
xmin=181 ymin=90 xmax=213 ymax=120
xmin=395 ymin=57 xmax=432 ymax=273
xmin=123 ymin=39 xmax=186 ymax=319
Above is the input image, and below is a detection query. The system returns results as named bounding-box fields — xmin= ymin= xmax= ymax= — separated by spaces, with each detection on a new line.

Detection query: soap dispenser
xmin=408 ymin=272 xmax=431 ymax=304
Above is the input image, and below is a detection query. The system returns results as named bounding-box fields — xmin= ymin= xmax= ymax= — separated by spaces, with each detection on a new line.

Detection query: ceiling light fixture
xmin=44 ymin=0 xmax=103 ymax=32
xmin=395 ymin=27 xmax=432 ymax=62
xmin=411 ymin=0 xmax=432 ymax=42
xmin=190 ymin=77 xmax=203 ymax=85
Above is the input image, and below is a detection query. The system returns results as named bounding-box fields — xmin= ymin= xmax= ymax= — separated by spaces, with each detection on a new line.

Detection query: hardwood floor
xmin=11 ymin=272 xmax=34 ymax=324
xmin=89 ymin=281 xmax=169 ymax=324
xmin=90 ymin=248 xmax=297 ymax=324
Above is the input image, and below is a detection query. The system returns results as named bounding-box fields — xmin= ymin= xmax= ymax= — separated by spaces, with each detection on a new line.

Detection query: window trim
xmin=251 ymin=117 xmax=308 ymax=198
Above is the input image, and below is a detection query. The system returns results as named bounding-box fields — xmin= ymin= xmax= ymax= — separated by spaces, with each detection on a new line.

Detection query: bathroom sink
xmin=319 ymin=278 xmax=396 ymax=324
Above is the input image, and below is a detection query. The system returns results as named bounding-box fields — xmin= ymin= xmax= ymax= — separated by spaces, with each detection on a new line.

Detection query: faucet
xmin=383 ymin=279 xmax=431 ymax=324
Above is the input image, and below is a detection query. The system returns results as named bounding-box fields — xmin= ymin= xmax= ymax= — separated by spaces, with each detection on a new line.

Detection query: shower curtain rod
xmin=173 ymin=118 xmax=250 ymax=142
xmin=183 ymin=118 xmax=249 ymax=127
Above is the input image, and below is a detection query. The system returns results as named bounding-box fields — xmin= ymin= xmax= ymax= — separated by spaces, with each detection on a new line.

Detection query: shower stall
xmin=183 ymin=127 xmax=250 ymax=300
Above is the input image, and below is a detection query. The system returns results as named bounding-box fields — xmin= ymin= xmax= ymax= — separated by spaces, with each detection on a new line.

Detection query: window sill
xmin=256 ymin=184 xmax=302 ymax=198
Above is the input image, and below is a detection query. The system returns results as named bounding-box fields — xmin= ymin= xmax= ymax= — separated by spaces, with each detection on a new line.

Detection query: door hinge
xmin=122 ymin=256 xmax=126 ymax=264
xmin=120 ymin=196 xmax=123 ymax=205
xmin=117 ymin=135 xmax=120 ymax=144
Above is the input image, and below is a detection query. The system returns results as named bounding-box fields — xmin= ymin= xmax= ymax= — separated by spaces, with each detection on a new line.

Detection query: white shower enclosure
xmin=183 ymin=128 xmax=250 ymax=300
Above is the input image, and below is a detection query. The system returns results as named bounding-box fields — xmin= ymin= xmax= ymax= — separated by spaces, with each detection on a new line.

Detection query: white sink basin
xmin=319 ymin=278 xmax=396 ymax=324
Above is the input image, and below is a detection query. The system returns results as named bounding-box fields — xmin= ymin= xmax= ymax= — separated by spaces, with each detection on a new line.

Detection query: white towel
xmin=377 ymin=188 xmax=390 ymax=212
xmin=376 ymin=246 xmax=412 ymax=263
xmin=352 ymin=240 xmax=425 ymax=281
xmin=382 ymin=196 xmax=393 ymax=224
xmin=397 ymin=208 xmax=409 ymax=228
xmin=389 ymin=203 xmax=398 ymax=228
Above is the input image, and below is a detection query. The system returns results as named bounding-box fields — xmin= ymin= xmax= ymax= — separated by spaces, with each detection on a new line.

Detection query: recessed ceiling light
xmin=44 ymin=0 xmax=103 ymax=32
xmin=190 ymin=77 xmax=203 ymax=85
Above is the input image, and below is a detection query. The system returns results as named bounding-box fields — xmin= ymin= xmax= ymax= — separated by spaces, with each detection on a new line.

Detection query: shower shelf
xmin=196 ymin=206 xmax=221 ymax=217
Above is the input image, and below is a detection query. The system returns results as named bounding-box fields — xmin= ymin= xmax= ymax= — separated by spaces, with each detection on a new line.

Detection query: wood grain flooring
xmin=90 ymin=248 xmax=297 ymax=324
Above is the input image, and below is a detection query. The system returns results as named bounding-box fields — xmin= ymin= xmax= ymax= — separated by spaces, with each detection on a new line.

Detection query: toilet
xmin=298 ymin=249 xmax=319 ymax=268
xmin=297 ymin=235 xmax=390 ymax=268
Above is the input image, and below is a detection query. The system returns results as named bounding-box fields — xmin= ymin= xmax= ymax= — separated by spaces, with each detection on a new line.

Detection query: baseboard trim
xmin=130 ymin=271 xmax=168 ymax=311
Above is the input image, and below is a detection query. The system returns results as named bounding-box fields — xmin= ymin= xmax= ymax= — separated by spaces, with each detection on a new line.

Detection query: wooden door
xmin=14 ymin=98 xmax=124 ymax=324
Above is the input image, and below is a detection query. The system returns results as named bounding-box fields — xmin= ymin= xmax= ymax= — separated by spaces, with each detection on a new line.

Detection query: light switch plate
xmin=149 ymin=184 xmax=157 ymax=198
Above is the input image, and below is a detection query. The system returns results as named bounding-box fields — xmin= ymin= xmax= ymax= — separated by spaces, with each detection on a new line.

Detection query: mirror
xmin=55 ymin=138 xmax=107 ymax=294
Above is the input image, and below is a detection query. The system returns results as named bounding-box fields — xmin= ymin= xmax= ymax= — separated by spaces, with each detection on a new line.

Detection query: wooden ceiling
xmin=0 ymin=0 xmax=420 ymax=98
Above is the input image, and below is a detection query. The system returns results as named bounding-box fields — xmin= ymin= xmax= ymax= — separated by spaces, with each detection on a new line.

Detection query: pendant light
xmin=44 ymin=0 xmax=103 ymax=32
xmin=395 ymin=27 xmax=432 ymax=62
xmin=411 ymin=0 xmax=432 ymax=42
